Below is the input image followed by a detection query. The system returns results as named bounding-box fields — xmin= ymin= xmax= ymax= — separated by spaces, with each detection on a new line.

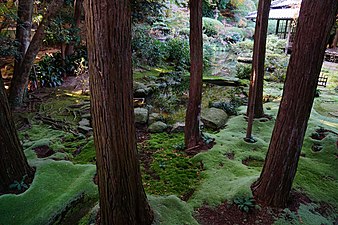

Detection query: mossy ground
xmin=1 ymin=64 xmax=337 ymax=224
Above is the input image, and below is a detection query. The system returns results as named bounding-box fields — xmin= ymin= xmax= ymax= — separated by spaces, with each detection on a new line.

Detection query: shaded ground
xmin=196 ymin=191 xmax=336 ymax=225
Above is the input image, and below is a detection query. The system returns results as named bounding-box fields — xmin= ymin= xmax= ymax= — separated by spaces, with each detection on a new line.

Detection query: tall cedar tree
xmin=185 ymin=0 xmax=203 ymax=149
xmin=9 ymin=0 xmax=63 ymax=109
xmin=245 ymin=0 xmax=271 ymax=140
xmin=251 ymin=0 xmax=338 ymax=207
xmin=0 ymin=75 xmax=34 ymax=193
xmin=84 ymin=0 xmax=153 ymax=224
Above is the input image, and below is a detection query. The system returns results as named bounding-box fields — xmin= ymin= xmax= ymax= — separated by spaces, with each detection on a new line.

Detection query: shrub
xmin=132 ymin=25 xmax=167 ymax=67
xmin=234 ymin=196 xmax=256 ymax=213
xmin=166 ymin=37 xmax=190 ymax=70
xmin=29 ymin=48 xmax=88 ymax=89
xmin=236 ymin=63 xmax=251 ymax=79
xmin=202 ymin=17 xmax=225 ymax=36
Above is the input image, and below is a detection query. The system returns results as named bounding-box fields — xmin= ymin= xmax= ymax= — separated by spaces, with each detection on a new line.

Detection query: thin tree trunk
xmin=0 ymin=75 xmax=34 ymax=193
xmin=185 ymin=0 xmax=203 ymax=149
xmin=333 ymin=29 xmax=338 ymax=49
xmin=65 ymin=0 xmax=83 ymax=56
xmin=13 ymin=0 xmax=34 ymax=79
xmin=246 ymin=0 xmax=271 ymax=121
xmin=9 ymin=0 xmax=63 ymax=109
xmin=84 ymin=0 xmax=153 ymax=224
xmin=251 ymin=0 xmax=338 ymax=208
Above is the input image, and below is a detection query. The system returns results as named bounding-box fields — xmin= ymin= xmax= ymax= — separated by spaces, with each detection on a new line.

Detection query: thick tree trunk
xmin=13 ymin=0 xmax=34 ymax=78
xmin=9 ymin=0 xmax=63 ymax=109
xmin=84 ymin=1 xmax=153 ymax=225
xmin=0 ymin=76 xmax=34 ymax=193
xmin=185 ymin=0 xmax=203 ymax=149
xmin=251 ymin=0 xmax=338 ymax=208
xmin=65 ymin=0 xmax=83 ymax=56
xmin=246 ymin=0 xmax=271 ymax=120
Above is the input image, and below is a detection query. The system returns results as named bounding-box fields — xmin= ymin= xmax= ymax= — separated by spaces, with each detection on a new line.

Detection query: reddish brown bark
xmin=84 ymin=0 xmax=153 ymax=224
xmin=0 ymin=76 xmax=34 ymax=193
xmin=9 ymin=0 xmax=63 ymax=109
xmin=246 ymin=0 xmax=271 ymax=140
xmin=185 ymin=0 xmax=203 ymax=149
xmin=251 ymin=0 xmax=338 ymax=207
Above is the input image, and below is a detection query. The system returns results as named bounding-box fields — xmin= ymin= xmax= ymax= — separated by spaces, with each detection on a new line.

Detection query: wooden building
xmin=246 ymin=0 xmax=301 ymax=52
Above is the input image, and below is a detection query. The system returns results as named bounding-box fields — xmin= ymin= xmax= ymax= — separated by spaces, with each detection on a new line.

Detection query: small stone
xmin=148 ymin=113 xmax=162 ymax=125
xmin=148 ymin=121 xmax=167 ymax=133
xmin=81 ymin=113 xmax=91 ymax=119
xmin=134 ymin=108 xmax=149 ymax=124
xmin=79 ymin=118 xmax=90 ymax=127
xmin=78 ymin=125 xmax=93 ymax=134
xmin=170 ymin=122 xmax=185 ymax=133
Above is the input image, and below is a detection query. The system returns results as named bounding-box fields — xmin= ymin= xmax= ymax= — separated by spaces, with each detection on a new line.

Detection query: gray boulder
xmin=170 ymin=122 xmax=185 ymax=133
xmin=79 ymin=118 xmax=90 ymax=127
xmin=134 ymin=108 xmax=149 ymax=124
xmin=148 ymin=113 xmax=163 ymax=125
xmin=148 ymin=121 xmax=168 ymax=133
xmin=201 ymin=108 xmax=229 ymax=129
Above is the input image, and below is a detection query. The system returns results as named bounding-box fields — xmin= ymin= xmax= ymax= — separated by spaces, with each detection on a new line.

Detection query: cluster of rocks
xmin=77 ymin=102 xmax=233 ymax=136
xmin=133 ymin=72 xmax=182 ymax=98
xmin=134 ymin=107 xmax=187 ymax=133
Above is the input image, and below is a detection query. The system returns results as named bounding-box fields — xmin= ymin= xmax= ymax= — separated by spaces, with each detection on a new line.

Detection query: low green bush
xmin=236 ymin=63 xmax=251 ymax=79
xmin=202 ymin=17 xmax=225 ymax=37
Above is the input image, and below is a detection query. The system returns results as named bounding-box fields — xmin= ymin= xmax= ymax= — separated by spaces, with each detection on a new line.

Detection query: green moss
xmin=142 ymin=133 xmax=201 ymax=198
xmin=0 ymin=160 xmax=97 ymax=225
xmin=149 ymin=195 xmax=199 ymax=225
xmin=73 ymin=139 xmax=96 ymax=164
xmin=274 ymin=203 xmax=337 ymax=225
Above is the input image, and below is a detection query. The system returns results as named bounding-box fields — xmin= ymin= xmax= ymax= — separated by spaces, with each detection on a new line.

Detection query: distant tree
xmin=12 ymin=0 xmax=34 ymax=82
xmin=185 ymin=0 xmax=203 ymax=149
xmin=84 ymin=0 xmax=153 ymax=224
xmin=245 ymin=0 xmax=271 ymax=141
xmin=65 ymin=0 xmax=83 ymax=56
xmin=9 ymin=0 xmax=63 ymax=109
xmin=251 ymin=0 xmax=338 ymax=207
xmin=0 ymin=75 xmax=34 ymax=193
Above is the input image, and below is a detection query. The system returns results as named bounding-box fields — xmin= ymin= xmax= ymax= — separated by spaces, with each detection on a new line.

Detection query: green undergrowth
xmin=133 ymin=66 xmax=174 ymax=82
xmin=0 ymin=159 xmax=97 ymax=225
xmin=141 ymin=133 xmax=202 ymax=199
xmin=20 ymin=123 xmax=95 ymax=164
xmin=274 ymin=203 xmax=337 ymax=225
xmin=39 ymin=92 xmax=89 ymax=125
xmin=149 ymin=195 xmax=199 ymax=225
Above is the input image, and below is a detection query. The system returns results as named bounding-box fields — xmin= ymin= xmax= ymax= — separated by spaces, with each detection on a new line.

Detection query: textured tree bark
xmin=246 ymin=0 xmax=271 ymax=140
xmin=84 ymin=0 xmax=153 ymax=224
xmin=251 ymin=0 xmax=338 ymax=208
xmin=9 ymin=0 xmax=63 ymax=109
xmin=13 ymin=0 xmax=34 ymax=78
xmin=0 ymin=76 xmax=34 ymax=193
xmin=185 ymin=0 xmax=203 ymax=149
xmin=246 ymin=0 xmax=271 ymax=120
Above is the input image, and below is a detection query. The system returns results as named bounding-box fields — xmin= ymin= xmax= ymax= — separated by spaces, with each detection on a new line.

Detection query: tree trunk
xmin=9 ymin=0 xmax=63 ymax=109
xmin=13 ymin=0 xmax=34 ymax=79
xmin=251 ymin=0 xmax=338 ymax=208
xmin=246 ymin=0 xmax=271 ymax=120
xmin=185 ymin=0 xmax=203 ymax=149
xmin=84 ymin=1 xmax=153 ymax=225
xmin=0 ymin=76 xmax=34 ymax=193
xmin=333 ymin=29 xmax=338 ymax=49
xmin=65 ymin=0 xmax=83 ymax=56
